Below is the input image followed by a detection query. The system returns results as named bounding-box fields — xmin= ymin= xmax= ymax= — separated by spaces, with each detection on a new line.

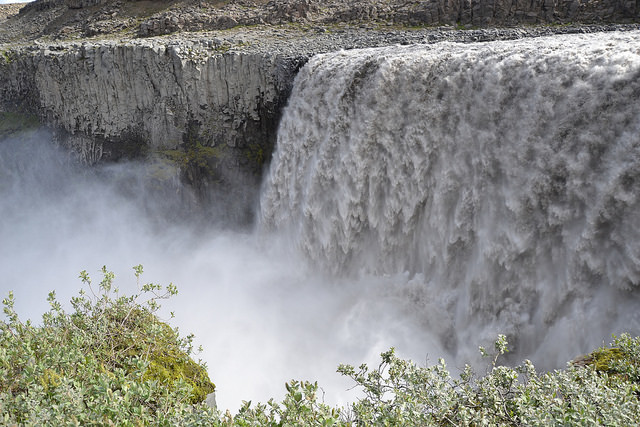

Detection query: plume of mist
xmin=0 ymin=131 xmax=440 ymax=411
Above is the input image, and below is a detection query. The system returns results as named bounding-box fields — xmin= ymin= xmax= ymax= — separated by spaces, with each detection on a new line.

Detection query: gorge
xmin=1 ymin=3 xmax=640 ymax=412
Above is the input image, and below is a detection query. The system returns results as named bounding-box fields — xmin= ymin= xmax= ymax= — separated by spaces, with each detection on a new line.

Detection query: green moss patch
xmin=111 ymin=307 xmax=215 ymax=404
xmin=573 ymin=335 xmax=640 ymax=384
xmin=0 ymin=112 xmax=40 ymax=139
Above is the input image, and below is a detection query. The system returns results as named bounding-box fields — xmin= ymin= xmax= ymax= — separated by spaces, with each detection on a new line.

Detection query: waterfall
xmin=260 ymin=31 xmax=640 ymax=365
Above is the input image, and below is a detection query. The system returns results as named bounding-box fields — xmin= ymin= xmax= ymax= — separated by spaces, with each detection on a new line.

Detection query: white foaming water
xmin=261 ymin=31 xmax=640 ymax=366
xmin=2 ymin=30 xmax=640 ymax=414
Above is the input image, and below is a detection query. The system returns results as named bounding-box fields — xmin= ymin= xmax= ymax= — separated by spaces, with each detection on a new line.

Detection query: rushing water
xmin=1 ymin=30 xmax=640 ymax=412
xmin=260 ymin=31 xmax=640 ymax=364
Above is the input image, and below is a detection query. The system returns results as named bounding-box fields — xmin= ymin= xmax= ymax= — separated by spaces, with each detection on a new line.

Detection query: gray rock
xmin=205 ymin=391 xmax=217 ymax=409
xmin=1 ymin=39 xmax=297 ymax=169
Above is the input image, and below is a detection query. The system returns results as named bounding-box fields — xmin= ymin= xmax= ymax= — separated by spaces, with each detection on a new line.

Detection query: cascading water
xmin=260 ymin=31 xmax=640 ymax=366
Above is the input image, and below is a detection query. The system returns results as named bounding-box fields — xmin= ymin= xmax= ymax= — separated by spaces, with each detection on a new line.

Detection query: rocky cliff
xmin=1 ymin=41 xmax=310 ymax=201
xmin=2 ymin=42 xmax=294 ymax=165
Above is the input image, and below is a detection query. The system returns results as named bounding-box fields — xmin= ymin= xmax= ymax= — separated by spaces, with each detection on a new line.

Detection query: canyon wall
xmin=0 ymin=40 xmax=302 ymax=173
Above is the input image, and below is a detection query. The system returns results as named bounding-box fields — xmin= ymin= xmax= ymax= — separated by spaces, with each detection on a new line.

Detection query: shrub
xmin=0 ymin=265 xmax=217 ymax=425
xmin=2 ymin=266 xmax=640 ymax=426
xmin=336 ymin=334 xmax=640 ymax=426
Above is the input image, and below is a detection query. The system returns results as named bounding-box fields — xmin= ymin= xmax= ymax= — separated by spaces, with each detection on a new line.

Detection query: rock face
xmin=0 ymin=39 xmax=300 ymax=171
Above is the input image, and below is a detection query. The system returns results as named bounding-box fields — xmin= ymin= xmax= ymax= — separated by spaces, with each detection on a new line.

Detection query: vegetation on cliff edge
xmin=1 ymin=267 xmax=639 ymax=425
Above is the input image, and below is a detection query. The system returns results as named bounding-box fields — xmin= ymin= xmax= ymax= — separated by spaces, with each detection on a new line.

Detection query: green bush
xmin=0 ymin=265 xmax=217 ymax=425
xmin=336 ymin=335 xmax=640 ymax=426
xmin=228 ymin=334 xmax=640 ymax=426
xmin=2 ymin=267 xmax=640 ymax=426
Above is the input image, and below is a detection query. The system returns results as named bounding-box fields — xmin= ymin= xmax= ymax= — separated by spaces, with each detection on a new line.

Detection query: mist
xmin=0 ymin=130 xmax=444 ymax=412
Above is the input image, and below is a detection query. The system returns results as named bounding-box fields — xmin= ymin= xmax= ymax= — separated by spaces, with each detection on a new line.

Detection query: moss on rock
xmin=141 ymin=321 xmax=216 ymax=404
xmin=0 ymin=112 xmax=40 ymax=139
xmin=95 ymin=304 xmax=215 ymax=404
xmin=573 ymin=341 xmax=640 ymax=384
xmin=590 ymin=347 xmax=625 ymax=374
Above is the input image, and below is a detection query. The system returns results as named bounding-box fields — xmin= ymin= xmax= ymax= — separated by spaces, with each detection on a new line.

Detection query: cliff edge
xmin=1 ymin=0 xmax=638 ymax=216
